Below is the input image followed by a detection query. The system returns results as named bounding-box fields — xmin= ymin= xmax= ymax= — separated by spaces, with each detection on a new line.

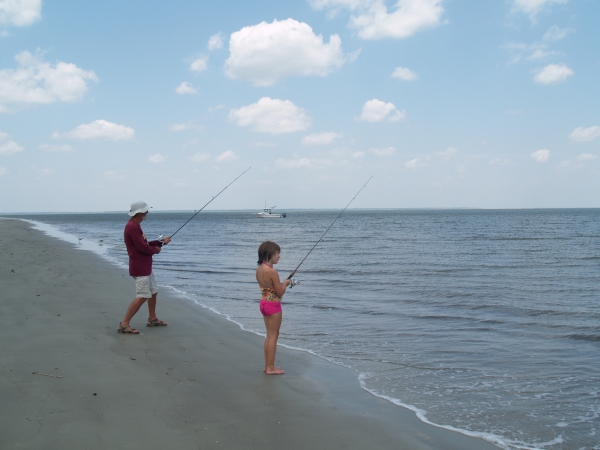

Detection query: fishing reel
xmin=289 ymin=278 xmax=300 ymax=288
xmin=157 ymin=234 xmax=164 ymax=242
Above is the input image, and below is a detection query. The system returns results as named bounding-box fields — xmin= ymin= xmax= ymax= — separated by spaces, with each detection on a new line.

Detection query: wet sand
xmin=0 ymin=218 xmax=500 ymax=449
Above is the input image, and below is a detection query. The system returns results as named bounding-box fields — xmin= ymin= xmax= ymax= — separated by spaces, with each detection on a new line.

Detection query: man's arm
xmin=128 ymin=228 xmax=160 ymax=255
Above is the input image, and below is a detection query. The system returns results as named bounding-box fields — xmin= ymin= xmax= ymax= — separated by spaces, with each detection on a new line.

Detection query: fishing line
xmin=164 ymin=167 xmax=251 ymax=240
xmin=287 ymin=176 xmax=373 ymax=280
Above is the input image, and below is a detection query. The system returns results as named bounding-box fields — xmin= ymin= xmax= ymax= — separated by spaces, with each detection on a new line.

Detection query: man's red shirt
xmin=124 ymin=219 xmax=162 ymax=277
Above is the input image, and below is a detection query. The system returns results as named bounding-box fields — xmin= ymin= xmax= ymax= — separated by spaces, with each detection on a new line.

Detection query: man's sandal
xmin=147 ymin=318 xmax=168 ymax=327
xmin=118 ymin=322 xmax=139 ymax=334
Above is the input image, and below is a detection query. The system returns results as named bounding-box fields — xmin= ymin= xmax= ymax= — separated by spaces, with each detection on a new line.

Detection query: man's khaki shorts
xmin=133 ymin=272 xmax=159 ymax=299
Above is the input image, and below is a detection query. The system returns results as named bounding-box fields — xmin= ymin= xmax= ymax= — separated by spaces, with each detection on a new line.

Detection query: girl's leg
xmin=263 ymin=312 xmax=284 ymax=374
xmin=263 ymin=325 xmax=268 ymax=371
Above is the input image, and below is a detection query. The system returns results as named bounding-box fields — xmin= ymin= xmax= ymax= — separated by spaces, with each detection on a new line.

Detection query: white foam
xmin=356 ymin=373 xmax=566 ymax=450
xmin=23 ymin=219 xmax=127 ymax=270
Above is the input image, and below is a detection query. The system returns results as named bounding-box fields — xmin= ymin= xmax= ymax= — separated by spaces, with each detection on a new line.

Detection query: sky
xmin=0 ymin=0 xmax=599 ymax=212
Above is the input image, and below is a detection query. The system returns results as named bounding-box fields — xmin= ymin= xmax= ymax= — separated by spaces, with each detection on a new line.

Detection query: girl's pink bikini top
xmin=260 ymin=262 xmax=281 ymax=302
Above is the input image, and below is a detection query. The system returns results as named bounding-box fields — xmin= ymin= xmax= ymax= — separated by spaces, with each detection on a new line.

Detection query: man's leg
xmin=121 ymin=297 xmax=148 ymax=327
xmin=147 ymin=293 xmax=158 ymax=321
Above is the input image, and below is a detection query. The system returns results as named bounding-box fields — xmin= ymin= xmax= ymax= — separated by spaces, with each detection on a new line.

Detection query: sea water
xmin=11 ymin=209 xmax=600 ymax=450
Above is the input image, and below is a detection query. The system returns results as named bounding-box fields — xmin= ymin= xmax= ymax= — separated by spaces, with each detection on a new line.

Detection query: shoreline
xmin=0 ymin=217 xmax=501 ymax=449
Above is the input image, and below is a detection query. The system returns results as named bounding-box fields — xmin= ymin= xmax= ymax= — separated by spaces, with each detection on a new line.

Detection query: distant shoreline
xmin=3 ymin=206 xmax=600 ymax=215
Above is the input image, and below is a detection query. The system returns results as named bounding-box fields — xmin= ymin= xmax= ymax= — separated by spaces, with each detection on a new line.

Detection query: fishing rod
xmin=287 ymin=176 xmax=373 ymax=281
xmin=163 ymin=167 xmax=251 ymax=240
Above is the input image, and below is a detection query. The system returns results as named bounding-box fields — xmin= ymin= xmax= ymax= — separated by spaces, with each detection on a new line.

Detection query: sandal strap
xmin=118 ymin=323 xmax=138 ymax=333
xmin=148 ymin=318 xmax=165 ymax=324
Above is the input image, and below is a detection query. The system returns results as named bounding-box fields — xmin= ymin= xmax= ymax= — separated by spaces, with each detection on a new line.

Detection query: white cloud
xmin=148 ymin=153 xmax=165 ymax=163
xmin=208 ymin=104 xmax=225 ymax=113
xmin=503 ymin=42 xmax=554 ymax=64
xmin=38 ymin=143 xmax=75 ymax=152
xmin=359 ymin=99 xmax=405 ymax=122
xmin=543 ymin=25 xmax=570 ymax=41
xmin=175 ymin=81 xmax=197 ymax=94
xmin=347 ymin=48 xmax=362 ymax=62
xmin=309 ymin=0 xmax=366 ymax=11
xmin=105 ymin=171 xmax=124 ymax=180
xmin=311 ymin=0 xmax=444 ymax=40
xmin=350 ymin=0 xmax=444 ymax=40
xmin=0 ymin=51 xmax=98 ymax=112
xmin=570 ymin=126 xmax=600 ymax=143
xmin=229 ymin=97 xmax=312 ymax=134
xmin=275 ymin=157 xmax=312 ymax=169
xmin=32 ymin=165 xmax=53 ymax=175
xmin=208 ymin=33 xmax=223 ymax=51
xmin=435 ymin=146 xmax=458 ymax=159
xmin=405 ymin=157 xmax=428 ymax=169
xmin=528 ymin=49 xmax=559 ymax=60
xmin=189 ymin=152 xmax=210 ymax=163
xmin=0 ymin=167 xmax=8 ymax=175
xmin=369 ymin=146 xmax=395 ymax=156
xmin=275 ymin=148 xmax=363 ymax=170
xmin=169 ymin=122 xmax=203 ymax=133
xmin=0 ymin=131 xmax=8 ymax=140
xmin=512 ymin=0 xmax=569 ymax=19
xmin=0 ymin=140 xmax=24 ymax=155
xmin=576 ymin=153 xmax=597 ymax=162
xmin=391 ymin=66 xmax=418 ymax=80
xmin=303 ymin=132 xmax=342 ymax=145
xmin=0 ymin=0 xmax=42 ymax=26
xmin=190 ymin=55 xmax=208 ymax=73
xmin=330 ymin=147 xmax=364 ymax=159
xmin=53 ymin=120 xmax=135 ymax=141
xmin=531 ymin=149 xmax=550 ymax=162
xmin=252 ymin=142 xmax=278 ymax=148
xmin=489 ymin=158 xmax=514 ymax=166
xmin=533 ymin=63 xmax=573 ymax=84
xmin=225 ymin=18 xmax=345 ymax=86
xmin=215 ymin=150 xmax=238 ymax=163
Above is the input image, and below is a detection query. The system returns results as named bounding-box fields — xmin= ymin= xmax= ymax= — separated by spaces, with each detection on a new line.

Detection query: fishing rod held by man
xmin=161 ymin=167 xmax=251 ymax=241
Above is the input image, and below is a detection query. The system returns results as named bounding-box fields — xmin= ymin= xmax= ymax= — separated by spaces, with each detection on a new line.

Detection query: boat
xmin=254 ymin=204 xmax=286 ymax=218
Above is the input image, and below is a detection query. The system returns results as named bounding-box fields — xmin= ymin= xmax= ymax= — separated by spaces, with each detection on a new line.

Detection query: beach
xmin=0 ymin=218 xmax=504 ymax=449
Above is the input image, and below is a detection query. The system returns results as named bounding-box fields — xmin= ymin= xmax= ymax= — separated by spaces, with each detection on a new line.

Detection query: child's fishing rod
xmin=287 ymin=176 xmax=373 ymax=280
xmin=165 ymin=167 xmax=251 ymax=240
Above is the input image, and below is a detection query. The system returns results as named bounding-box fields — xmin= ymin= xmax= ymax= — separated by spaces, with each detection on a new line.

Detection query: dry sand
xmin=0 ymin=218 xmax=500 ymax=449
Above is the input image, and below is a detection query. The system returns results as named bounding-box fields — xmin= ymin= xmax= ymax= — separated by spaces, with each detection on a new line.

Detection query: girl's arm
xmin=271 ymin=270 xmax=291 ymax=298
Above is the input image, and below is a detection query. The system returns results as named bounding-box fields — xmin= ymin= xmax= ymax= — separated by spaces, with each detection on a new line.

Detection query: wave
xmin=565 ymin=334 xmax=600 ymax=342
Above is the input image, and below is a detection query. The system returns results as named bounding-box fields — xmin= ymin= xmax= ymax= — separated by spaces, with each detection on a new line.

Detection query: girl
xmin=256 ymin=241 xmax=290 ymax=375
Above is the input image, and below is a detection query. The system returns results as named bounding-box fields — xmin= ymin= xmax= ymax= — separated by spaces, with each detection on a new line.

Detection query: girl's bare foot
xmin=265 ymin=367 xmax=285 ymax=375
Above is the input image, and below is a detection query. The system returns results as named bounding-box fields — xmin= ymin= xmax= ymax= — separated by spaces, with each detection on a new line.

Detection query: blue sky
xmin=1 ymin=0 xmax=599 ymax=212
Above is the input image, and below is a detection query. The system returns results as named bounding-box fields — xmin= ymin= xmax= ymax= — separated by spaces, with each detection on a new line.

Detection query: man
xmin=118 ymin=201 xmax=171 ymax=334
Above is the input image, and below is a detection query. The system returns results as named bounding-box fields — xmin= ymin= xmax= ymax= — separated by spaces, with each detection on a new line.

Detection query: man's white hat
xmin=128 ymin=201 xmax=150 ymax=217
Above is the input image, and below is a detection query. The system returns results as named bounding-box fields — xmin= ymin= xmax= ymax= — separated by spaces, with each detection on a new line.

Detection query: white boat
xmin=254 ymin=205 xmax=286 ymax=218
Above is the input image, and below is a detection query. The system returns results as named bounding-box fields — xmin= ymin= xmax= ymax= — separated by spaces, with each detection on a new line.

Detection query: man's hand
xmin=163 ymin=236 xmax=171 ymax=245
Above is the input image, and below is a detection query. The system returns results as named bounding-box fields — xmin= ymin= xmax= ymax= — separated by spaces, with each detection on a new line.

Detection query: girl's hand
xmin=283 ymin=279 xmax=291 ymax=287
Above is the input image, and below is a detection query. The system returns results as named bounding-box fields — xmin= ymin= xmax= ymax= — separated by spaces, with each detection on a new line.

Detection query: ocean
xmin=11 ymin=209 xmax=600 ymax=450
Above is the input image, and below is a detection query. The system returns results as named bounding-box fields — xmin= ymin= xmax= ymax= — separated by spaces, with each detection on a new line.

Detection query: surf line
xmin=287 ymin=176 xmax=373 ymax=281
xmin=164 ymin=167 xmax=251 ymax=240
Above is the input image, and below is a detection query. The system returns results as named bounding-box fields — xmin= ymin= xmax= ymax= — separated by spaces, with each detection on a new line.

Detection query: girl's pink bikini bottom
xmin=260 ymin=299 xmax=282 ymax=316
